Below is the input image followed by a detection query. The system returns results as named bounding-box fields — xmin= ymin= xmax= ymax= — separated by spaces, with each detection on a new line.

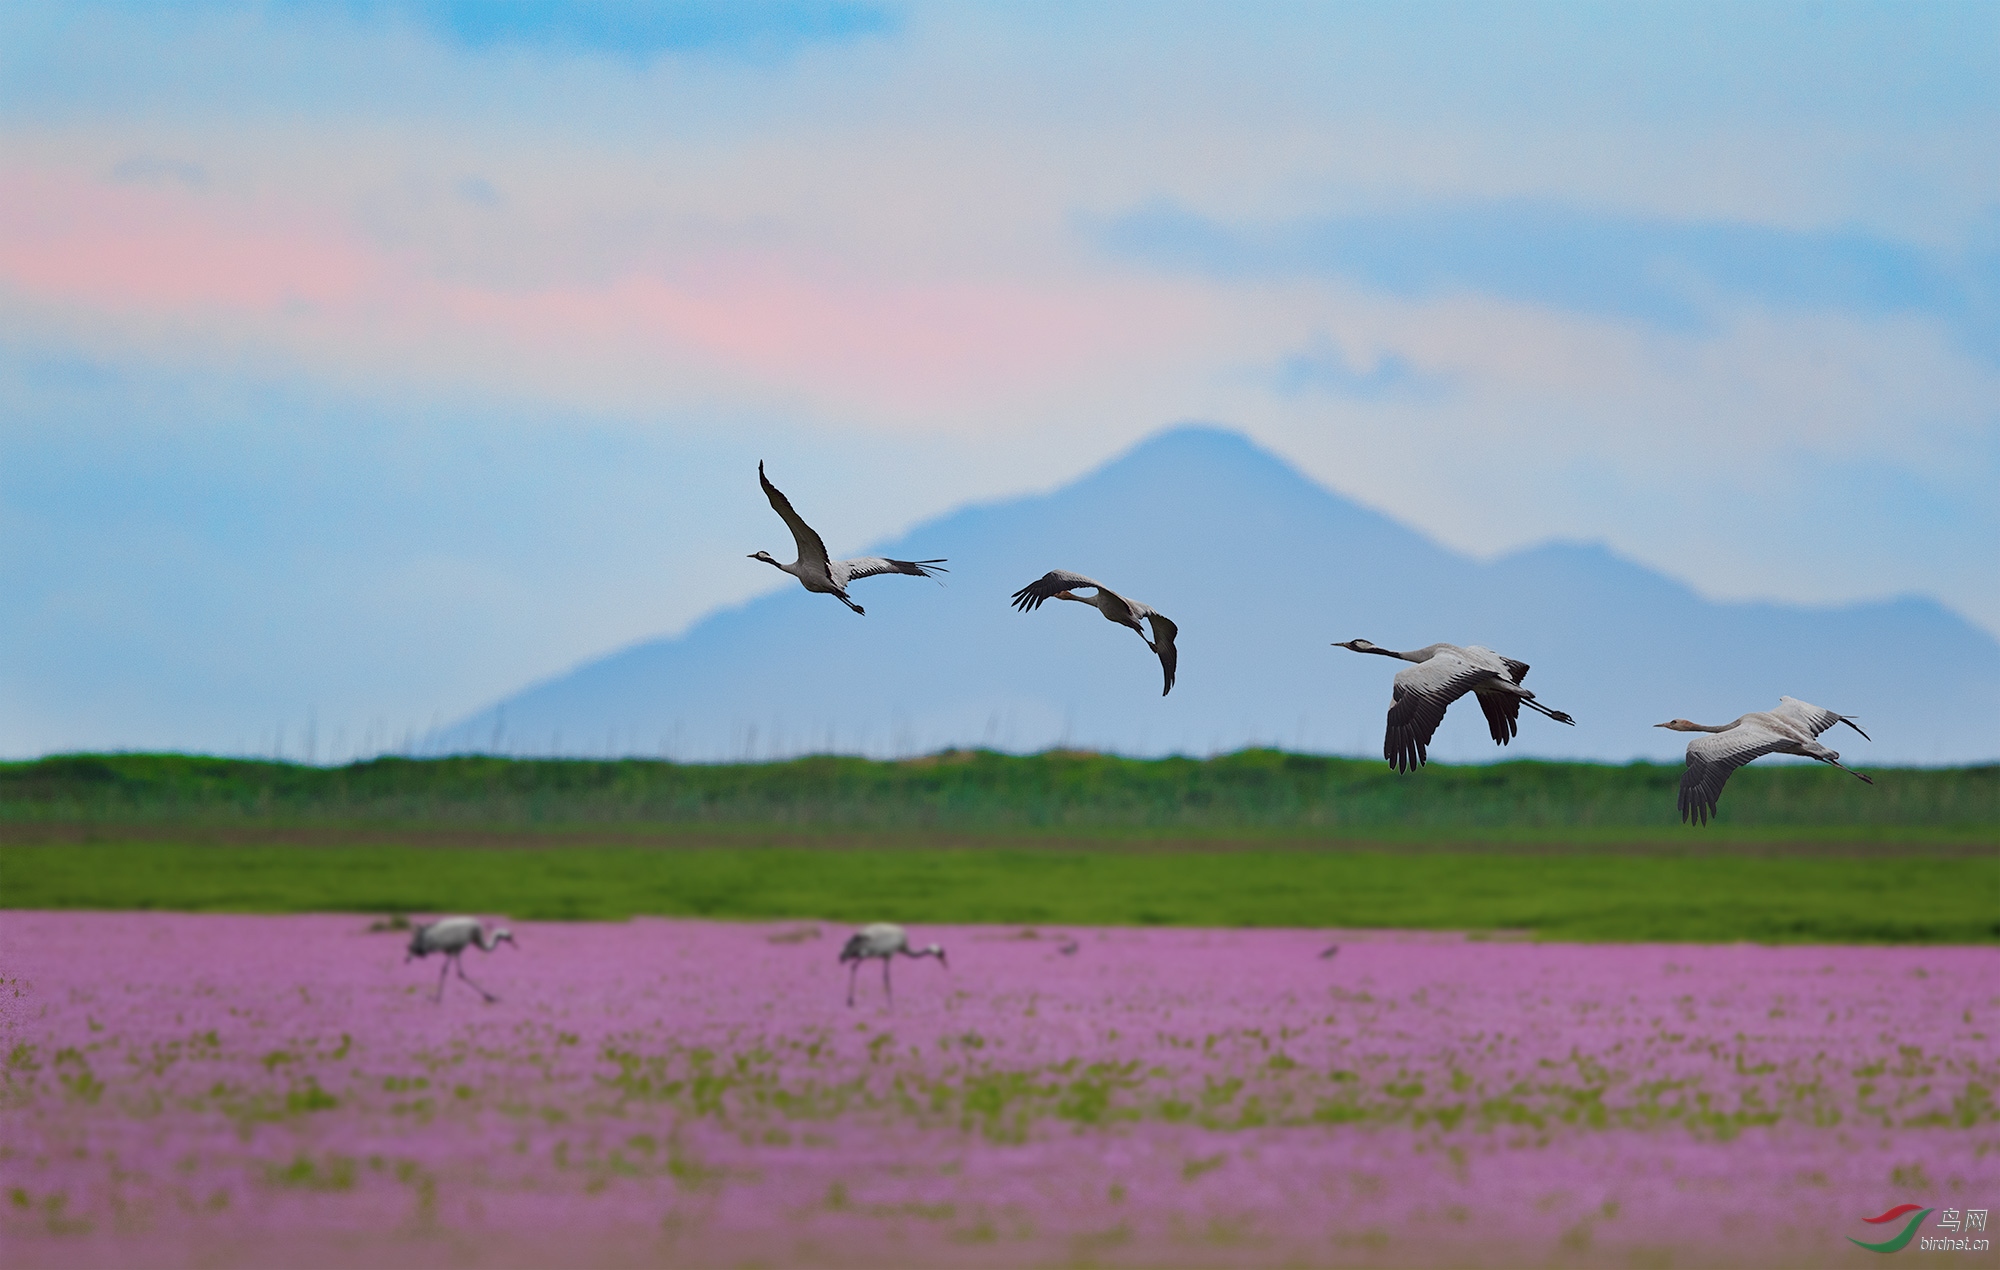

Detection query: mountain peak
xmin=1058 ymin=425 xmax=1353 ymax=527
xmin=1090 ymin=423 xmax=1303 ymax=483
xmin=1119 ymin=422 xmax=1271 ymax=459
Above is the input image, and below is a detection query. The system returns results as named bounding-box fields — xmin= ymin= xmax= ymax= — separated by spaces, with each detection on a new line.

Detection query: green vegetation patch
xmin=4 ymin=749 xmax=1998 ymax=835
xmin=6 ymin=750 xmax=1993 ymax=941
xmin=6 ymin=842 xmax=1997 ymax=943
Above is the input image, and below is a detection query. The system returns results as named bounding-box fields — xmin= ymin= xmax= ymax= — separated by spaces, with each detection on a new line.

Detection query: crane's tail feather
xmin=887 ymin=558 xmax=949 ymax=580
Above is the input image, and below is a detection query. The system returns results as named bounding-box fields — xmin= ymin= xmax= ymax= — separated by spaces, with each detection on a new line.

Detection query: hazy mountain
xmin=434 ymin=427 xmax=2000 ymax=765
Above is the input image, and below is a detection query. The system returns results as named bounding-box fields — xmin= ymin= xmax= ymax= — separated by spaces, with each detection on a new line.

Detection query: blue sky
xmin=345 ymin=1 xmax=898 ymax=57
xmin=2 ymin=1 xmax=1997 ymax=758
xmin=1097 ymin=201 xmax=1997 ymax=350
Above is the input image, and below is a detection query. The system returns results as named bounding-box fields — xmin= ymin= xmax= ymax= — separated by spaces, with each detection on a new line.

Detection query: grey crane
xmin=1657 ymin=697 xmax=1873 ymax=825
xmin=1011 ymin=570 xmax=1178 ymax=695
xmin=838 ymin=922 xmax=947 ymax=1007
xmin=405 ymin=916 xmax=516 ymax=1003
xmin=750 ymin=462 xmax=945 ymax=614
xmin=1334 ymin=639 xmax=1575 ymax=772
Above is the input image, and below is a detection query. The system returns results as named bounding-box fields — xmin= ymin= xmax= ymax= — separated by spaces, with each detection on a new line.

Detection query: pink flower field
xmin=2 ymin=912 xmax=1996 ymax=1267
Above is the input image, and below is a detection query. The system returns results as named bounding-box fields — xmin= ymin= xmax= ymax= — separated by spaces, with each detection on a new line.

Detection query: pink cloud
xmin=445 ymin=255 xmax=1190 ymax=409
xmin=0 ymin=165 xmax=1199 ymax=412
xmin=0 ymin=169 xmax=373 ymax=314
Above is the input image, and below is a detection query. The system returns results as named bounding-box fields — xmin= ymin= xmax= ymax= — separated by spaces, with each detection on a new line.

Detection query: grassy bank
xmin=7 ymin=841 xmax=1997 ymax=942
xmin=5 ymin=749 xmax=1997 ymax=837
xmin=6 ymin=750 xmax=1994 ymax=940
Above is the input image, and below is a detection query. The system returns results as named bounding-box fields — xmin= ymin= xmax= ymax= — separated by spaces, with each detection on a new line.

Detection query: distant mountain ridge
xmin=434 ymin=427 xmax=2000 ymax=764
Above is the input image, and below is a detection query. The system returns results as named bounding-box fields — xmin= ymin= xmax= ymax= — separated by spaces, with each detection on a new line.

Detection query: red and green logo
xmin=1849 ymin=1204 xmax=1933 ymax=1254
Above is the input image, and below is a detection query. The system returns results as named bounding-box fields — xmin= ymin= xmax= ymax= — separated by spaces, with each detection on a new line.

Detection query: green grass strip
xmin=8 ymin=843 xmax=1998 ymax=943
xmin=7 ymin=750 xmax=1998 ymax=832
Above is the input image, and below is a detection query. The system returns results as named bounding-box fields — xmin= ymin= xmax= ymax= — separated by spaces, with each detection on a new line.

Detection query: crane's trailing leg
xmin=455 ymin=954 xmax=499 ymax=1004
xmin=1521 ymin=698 xmax=1575 ymax=725
xmin=434 ymin=958 xmax=452 ymax=1004
xmin=882 ymin=957 xmax=894 ymax=1009
xmin=846 ymin=960 xmax=861 ymax=1008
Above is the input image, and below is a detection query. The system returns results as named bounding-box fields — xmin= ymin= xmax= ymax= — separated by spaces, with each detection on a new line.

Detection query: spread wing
xmin=1475 ymin=652 xmax=1539 ymax=740
xmin=1384 ymin=654 xmax=1494 ymax=773
xmin=835 ymin=557 xmax=949 ymax=583
xmin=1772 ymin=696 xmax=1870 ymax=742
xmin=1678 ymin=728 xmax=1790 ymax=826
xmin=758 ymin=462 xmax=832 ymax=578
xmin=1473 ymin=689 xmax=1521 ymax=746
xmin=1010 ymin=570 xmax=1108 ymax=612
xmin=1141 ymin=610 xmax=1178 ymax=696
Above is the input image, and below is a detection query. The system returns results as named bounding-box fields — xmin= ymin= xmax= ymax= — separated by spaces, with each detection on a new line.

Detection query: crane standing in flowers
xmin=839 ymin=923 xmax=947 ymax=1007
xmin=406 ymin=916 xmax=516 ymax=1004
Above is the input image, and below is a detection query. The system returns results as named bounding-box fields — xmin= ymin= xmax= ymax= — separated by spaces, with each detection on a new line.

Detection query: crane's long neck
xmin=1357 ymin=644 xmax=1424 ymax=662
xmin=473 ymin=928 xmax=499 ymax=951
